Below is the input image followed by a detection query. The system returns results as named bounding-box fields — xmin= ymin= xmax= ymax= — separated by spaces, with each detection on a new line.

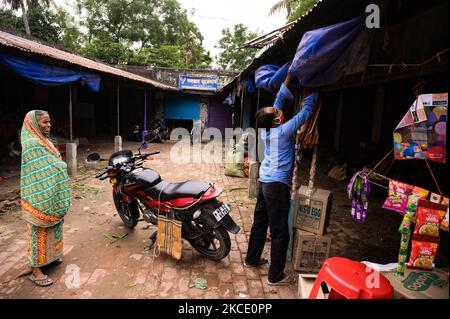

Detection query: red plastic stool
xmin=309 ymin=257 xmax=393 ymax=299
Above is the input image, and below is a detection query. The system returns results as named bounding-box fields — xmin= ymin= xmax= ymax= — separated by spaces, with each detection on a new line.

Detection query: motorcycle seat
xmin=145 ymin=180 xmax=211 ymax=202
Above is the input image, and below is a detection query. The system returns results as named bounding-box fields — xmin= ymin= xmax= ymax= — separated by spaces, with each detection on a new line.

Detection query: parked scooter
xmin=90 ymin=147 xmax=240 ymax=260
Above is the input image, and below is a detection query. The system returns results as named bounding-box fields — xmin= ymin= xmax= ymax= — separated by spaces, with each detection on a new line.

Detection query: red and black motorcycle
xmin=93 ymin=149 xmax=240 ymax=260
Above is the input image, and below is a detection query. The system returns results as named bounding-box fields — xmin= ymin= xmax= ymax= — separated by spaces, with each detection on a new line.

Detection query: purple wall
xmin=208 ymin=98 xmax=232 ymax=137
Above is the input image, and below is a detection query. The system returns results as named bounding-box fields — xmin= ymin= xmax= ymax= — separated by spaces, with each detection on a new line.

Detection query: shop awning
xmin=0 ymin=52 xmax=101 ymax=91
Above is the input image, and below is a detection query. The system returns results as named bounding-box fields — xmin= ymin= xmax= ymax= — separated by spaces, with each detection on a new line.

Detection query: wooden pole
xmin=256 ymin=88 xmax=261 ymax=109
xmin=69 ymin=83 xmax=73 ymax=142
xmin=117 ymin=82 xmax=120 ymax=136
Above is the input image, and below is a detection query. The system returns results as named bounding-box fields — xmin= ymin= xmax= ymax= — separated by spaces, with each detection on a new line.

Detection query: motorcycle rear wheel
xmin=188 ymin=214 xmax=231 ymax=261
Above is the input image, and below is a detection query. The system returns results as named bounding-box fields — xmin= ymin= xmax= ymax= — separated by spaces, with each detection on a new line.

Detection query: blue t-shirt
xmin=259 ymin=92 xmax=319 ymax=186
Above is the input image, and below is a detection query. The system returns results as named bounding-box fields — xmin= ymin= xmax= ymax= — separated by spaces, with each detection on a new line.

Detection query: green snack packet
xmin=399 ymin=213 xmax=414 ymax=234
xmin=406 ymin=194 xmax=421 ymax=215
xmin=400 ymin=232 xmax=411 ymax=251
xmin=396 ymin=250 xmax=409 ymax=276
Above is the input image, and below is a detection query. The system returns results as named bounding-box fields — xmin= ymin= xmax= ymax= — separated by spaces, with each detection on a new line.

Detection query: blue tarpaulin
xmin=254 ymin=62 xmax=291 ymax=92
xmin=254 ymin=13 xmax=372 ymax=90
xmin=0 ymin=52 xmax=101 ymax=91
xmin=288 ymin=13 xmax=372 ymax=87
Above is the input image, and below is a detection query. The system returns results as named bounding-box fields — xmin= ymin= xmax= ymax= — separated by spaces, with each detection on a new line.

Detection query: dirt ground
xmin=0 ymin=140 xmax=448 ymax=299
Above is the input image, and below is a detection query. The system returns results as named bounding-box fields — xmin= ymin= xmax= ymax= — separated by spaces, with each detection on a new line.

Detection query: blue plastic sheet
xmin=0 ymin=52 xmax=101 ymax=91
xmin=254 ymin=62 xmax=291 ymax=92
xmin=288 ymin=14 xmax=372 ymax=87
xmin=242 ymin=79 xmax=256 ymax=93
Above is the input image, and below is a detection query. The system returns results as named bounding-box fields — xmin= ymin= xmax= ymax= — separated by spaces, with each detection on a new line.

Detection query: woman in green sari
xmin=20 ymin=110 xmax=71 ymax=286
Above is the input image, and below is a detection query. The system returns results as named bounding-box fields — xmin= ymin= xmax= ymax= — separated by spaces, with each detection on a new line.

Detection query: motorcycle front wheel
xmin=187 ymin=214 xmax=231 ymax=261
xmin=112 ymin=191 xmax=139 ymax=228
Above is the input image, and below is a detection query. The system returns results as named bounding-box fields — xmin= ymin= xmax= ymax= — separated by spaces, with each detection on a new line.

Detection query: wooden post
xmin=334 ymin=92 xmax=344 ymax=150
xmin=371 ymin=86 xmax=385 ymax=145
xmin=69 ymin=83 xmax=73 ymax=142
xmin=117 ymin=82 xmax=120 ymax=136
xmin=240 ymin=88 xmax=245 ymax=128
xmin=256 ymin=88 xmax=261 ymax=109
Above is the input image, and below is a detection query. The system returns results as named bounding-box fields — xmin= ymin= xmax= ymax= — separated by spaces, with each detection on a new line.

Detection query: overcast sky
xmin=55 ymin=0 xmax=287 ymax=63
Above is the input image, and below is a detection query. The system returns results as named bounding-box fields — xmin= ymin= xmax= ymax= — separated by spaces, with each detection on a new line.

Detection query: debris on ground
xmin=189 ymin=277 xmax=208 ymax=290
xmin=104 ymin=232 xmax=129 ymax=246
xmin=239 ymin=293 xmax=249 ymax=299
xmin=229 ymin=187 xmax=247 ymax=192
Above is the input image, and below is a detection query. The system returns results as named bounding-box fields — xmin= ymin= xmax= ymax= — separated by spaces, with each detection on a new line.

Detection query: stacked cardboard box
xmin=292 ymin=186 xmax=333 ymax=273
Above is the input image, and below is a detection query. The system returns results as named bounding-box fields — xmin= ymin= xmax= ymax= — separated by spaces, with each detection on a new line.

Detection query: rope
xmin=308 ymin=146 xmax=318 ymax=190
xmin=367 ymin=48 xmax=449 ymax=68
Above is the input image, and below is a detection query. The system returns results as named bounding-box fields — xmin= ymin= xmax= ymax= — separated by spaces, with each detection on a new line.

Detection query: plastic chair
xmin=309 ymin=257 xmax=393 ymax=299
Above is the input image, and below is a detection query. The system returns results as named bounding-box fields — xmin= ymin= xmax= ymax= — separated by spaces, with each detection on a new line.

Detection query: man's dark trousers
xmin=245 ymin=181 xmax=291 ymax=283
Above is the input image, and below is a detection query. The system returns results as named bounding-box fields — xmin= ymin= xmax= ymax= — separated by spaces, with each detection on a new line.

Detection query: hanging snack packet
xmin=407 ymin=240 xmax=439 ymax=271
xmin=396 ymin=249 xmax=409 ymax=276
xmin=430 ymin=193 xmax=442 ymax=203
xmin=440 ymin=197 xmax=449 ymax=231
xmin=382 ymin=180 xmax=414 ymax=214
xmin=414 ymin=200 xmax=447 ymax=237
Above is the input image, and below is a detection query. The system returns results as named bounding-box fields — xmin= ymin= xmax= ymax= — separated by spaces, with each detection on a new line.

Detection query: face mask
xmin=272 ymin=110 xmax=285 ymax=125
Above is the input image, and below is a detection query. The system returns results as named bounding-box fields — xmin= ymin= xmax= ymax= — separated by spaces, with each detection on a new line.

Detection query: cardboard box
xmin=292 ymin=229 xmax=331 ymax=273
xmin=293 ymin=186 xmax=332 ymax=235
xmin=297 ymin=274 xmax=329 ymax=299
xmin=383 ymin=268 xmax=449 ymax=299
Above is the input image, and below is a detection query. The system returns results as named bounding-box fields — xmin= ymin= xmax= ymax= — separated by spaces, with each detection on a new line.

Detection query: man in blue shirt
xmin=244 ymin=75 xmax=319 ymax=285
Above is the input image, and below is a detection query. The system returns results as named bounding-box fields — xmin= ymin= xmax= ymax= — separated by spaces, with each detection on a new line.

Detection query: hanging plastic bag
xmin=157 ymin=214 xmax=183 ymax=260
xmin=347 ymin=169 xmax=370 ymax=222
xmin=224 ymin=140 xmax=245 ymax=178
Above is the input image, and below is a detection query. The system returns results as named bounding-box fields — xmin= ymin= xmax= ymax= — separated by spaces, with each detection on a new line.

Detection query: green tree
xmin=215 ymin=24 xmax=258 ymax=71
xmin=75 ymin=0 xmax=211 ymax=68
xmin=269 ymin=0 xmax=319 ymax=23
xmin=0 ymin=5 xmax=73 ymax=46
xmin=2 ymin=0 xmax=51 ymax=35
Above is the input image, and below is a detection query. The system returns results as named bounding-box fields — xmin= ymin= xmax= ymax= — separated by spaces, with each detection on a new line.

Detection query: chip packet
xmin=382 ymin=180 xmax=414 ymax=214
xmin=406 ymin=186 xmax=429 ymax=215
xmin=414 ymin=200 xmax=447 ymax=237
xmin=407 ymin=239 xmax=439 ymax=271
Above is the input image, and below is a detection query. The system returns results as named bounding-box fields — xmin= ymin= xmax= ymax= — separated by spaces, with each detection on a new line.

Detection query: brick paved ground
xmin=0 ymin=140 xmax=298 ymax=299
xmin=2 ymin=139 xmax=438 ymax=299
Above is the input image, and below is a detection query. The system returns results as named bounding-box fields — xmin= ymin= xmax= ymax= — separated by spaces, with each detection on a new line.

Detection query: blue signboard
xmin=179 ymin=75 xmax=219 ymax=91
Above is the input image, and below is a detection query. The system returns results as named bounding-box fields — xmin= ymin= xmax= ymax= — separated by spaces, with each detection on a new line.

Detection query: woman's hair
xmin=255 ymin=107 xmax=275 ymax=131
xmin=35 ymin=110 xmax=49 ymax=118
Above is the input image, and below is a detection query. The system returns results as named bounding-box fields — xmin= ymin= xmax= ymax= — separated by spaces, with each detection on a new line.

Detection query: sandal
xmin=267 ymin=274 xmax=296 ymax=286
xmin=244 ymin=258 xmax=269 ymax=268
xmin=29 ymin=274 xmax=54 ymax=287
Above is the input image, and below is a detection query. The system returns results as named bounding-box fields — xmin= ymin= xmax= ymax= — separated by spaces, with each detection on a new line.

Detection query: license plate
xmin=212 ymin=204 xmax=231 ymax=222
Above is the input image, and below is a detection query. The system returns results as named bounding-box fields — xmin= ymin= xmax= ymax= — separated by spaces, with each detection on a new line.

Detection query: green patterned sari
xmin=20 ymin=111 xmax=71 ymax=267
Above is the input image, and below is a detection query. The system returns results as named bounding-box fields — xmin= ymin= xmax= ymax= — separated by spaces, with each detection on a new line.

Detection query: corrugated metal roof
xmin=220 ymin=0 xmax=346 ymax=93
xmin=0 ymin=30 xmax=177 ymax=91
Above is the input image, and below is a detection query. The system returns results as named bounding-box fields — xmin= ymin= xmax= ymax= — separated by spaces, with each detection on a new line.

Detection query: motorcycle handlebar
xmin=96 ymin=152 xmax=160 ymax=180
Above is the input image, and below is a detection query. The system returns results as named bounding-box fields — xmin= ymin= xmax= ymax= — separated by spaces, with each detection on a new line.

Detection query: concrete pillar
xmin=114 ymin=135 xmax=122 ymax=152
xmin=66 ymin=143 xmax=77 ymax=176
xmin=248 ymin=161 xmax=260 ymax=198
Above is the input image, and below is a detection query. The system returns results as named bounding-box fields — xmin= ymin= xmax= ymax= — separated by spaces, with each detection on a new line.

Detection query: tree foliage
xmin=269 ymin=0 xmax=319 ymax=23
xmin=0 ymin=5 xmax=75 ymax=46
xmin=215 ymin=24 xmax=258 ymax=71
xmin=2 ymin=0 xmax=52 ymax=35
xmin=75 ymin=0 xmax=212 ymax=67
xmin=1 ymin=0 xmax=212 ymax=68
